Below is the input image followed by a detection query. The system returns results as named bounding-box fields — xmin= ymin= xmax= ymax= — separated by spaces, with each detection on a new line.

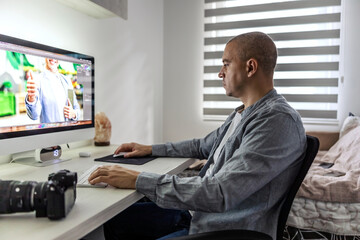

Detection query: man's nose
xmin=218 ymin=70 xmax=224 ymax=78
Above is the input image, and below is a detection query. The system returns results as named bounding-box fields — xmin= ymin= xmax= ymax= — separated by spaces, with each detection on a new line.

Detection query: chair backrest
xmin=276 ymin=135 xmax=319 ymax=240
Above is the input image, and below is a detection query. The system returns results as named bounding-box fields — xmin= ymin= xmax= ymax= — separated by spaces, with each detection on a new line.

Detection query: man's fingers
xmin=64 ymin=107 xmax=70 ymax=113
xmin=26 ymin=81 xmax=34 ymax=87
xmin=26 ymin=70 xmax=34 ymax=80
xmin=63 ymin=107 xmax=69 ymax=118
xmin=86 ymin=165 xmax=138 ymax=189
xmin=88 ymin=166 xmax=117 ymax=184
xmin=89 ymin=175 xmax=107 ymax=184
xmin=26 ymin=79 xmax=37 ymax=101
xmin=96 ymin=168 xmax=111 ymax=176
xmin=63 ymin=106 xmax=75 ymax=119
xmin=114 ymin=144 xmax=133 ymax=154
xmin=67 ymin=98 xmax=72 ymax=107
xmin=123 ymin=151 xmax=138 ymax=158
xmin=88 ymin=166 xmax=110 ymax=179
xmin=114 ymin=143 xmax=151 ymax=157
xmin=27 ymin=83 xmax=36 ymax=91
xmin=88 ymin=167 xmax=102 ymax=181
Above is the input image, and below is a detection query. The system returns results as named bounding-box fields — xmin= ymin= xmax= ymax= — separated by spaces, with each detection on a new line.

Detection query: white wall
xmin=337 ymin=0 xmax=360 ymax=124
xmin=162 ymin=0 xmax=360 ymax=141
xmin=163 ymin=0 xmax=221 ymax=142
xmin=0 ymin=0 xmax=163 ymax=145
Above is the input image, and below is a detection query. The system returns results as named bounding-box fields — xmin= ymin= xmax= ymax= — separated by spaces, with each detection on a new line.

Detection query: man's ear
xmin=246 ymin=58 xmax=258 ymax=77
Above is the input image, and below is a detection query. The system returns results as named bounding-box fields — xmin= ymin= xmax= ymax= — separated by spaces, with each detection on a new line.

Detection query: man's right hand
xmin=26 ymin=70 xmax=37 ymax=103
xmin=114 ymin=143 xmax=152 ymax=158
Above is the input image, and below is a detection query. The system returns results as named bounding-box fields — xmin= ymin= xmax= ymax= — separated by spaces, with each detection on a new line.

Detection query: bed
xmin=287 ymin=116 xmax=360 ymax=239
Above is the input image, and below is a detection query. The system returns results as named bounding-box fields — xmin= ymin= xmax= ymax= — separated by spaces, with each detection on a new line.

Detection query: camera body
xmin=0 ymin=169 xmax=77 ymax=220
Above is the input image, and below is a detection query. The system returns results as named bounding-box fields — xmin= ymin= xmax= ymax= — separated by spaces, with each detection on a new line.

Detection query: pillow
xmin=340 ymin=113 xmax=360 ymax=138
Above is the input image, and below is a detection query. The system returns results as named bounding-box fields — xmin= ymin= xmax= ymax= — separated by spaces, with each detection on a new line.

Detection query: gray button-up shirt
xmin=136 ymin=89 xmax=306 ymax=239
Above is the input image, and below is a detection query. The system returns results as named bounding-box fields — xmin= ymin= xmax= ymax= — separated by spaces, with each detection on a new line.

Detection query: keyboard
xmin=77 ymin=165 xmax=108 ymax=188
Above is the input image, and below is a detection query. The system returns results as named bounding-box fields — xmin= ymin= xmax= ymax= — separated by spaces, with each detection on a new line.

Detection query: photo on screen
xmin=0 ymin=46 xmax=92 ymax=134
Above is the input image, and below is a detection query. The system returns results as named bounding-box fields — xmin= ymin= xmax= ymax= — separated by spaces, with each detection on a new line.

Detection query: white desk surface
xmin=0 ymin=144 xmax=195 ymax=240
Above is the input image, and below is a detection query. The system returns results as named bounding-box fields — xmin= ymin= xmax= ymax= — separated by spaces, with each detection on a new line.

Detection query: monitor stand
xmin=11 ymin=145 xmax=71 ymax=167
xmin=12 ymin=157 xmax=71 ymax=167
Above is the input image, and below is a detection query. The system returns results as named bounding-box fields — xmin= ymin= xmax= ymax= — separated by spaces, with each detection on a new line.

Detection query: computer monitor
xmin=0 ymin=34 xmax=94 ymax=158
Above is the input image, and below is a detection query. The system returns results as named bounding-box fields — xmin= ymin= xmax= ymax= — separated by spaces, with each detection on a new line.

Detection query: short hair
xmin=228 ymin=32 xmax=278 ymax=75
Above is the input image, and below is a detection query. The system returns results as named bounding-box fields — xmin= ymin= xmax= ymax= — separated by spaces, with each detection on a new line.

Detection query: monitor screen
xmin=0 ymin=34 xmax=94 ymax=156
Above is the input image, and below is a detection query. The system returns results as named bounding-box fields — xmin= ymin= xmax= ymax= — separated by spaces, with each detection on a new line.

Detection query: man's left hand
xmin=88 ymin=165 xmax=140 ymax=189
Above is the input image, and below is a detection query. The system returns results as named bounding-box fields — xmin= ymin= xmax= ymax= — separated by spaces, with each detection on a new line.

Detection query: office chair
xmin=170 ymin=135 xmax=319 ymax=240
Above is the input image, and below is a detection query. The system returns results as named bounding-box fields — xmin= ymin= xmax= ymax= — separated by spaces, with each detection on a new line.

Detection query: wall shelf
xmin=56 ymin=0 xmax=127 ymax=20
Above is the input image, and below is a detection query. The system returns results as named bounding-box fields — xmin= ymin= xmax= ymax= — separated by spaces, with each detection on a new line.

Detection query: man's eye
xmin=223 ymin=64 xmax=229 ymax=67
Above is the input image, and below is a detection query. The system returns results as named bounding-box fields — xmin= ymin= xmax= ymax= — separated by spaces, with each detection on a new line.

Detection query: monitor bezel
xmin=0 ymin=34 xmax=95 ymax=140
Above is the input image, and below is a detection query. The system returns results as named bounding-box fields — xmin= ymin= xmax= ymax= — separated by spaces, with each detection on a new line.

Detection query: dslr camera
xmin=0 ymin=169 xmax=77 ymax=220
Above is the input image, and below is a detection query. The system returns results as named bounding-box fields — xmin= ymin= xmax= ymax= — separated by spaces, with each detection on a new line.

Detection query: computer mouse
xmin=79 ymin=152 xmax=91 ymax=157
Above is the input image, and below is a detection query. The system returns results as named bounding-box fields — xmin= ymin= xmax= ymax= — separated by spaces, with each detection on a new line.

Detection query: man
xmin=89 ymin=32 xmax=307 ymax=239
xmin=25 ymin=58 xmax=80 ymax=123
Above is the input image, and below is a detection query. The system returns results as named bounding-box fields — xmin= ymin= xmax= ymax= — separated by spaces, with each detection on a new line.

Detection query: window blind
xmin=203 ymin=0 xmax=342 ymax=121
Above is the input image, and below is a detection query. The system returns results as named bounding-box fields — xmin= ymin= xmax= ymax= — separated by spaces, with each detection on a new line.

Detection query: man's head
xmin=45 ymin=58 xmax=59 ymax=73
xmin=228 ymin=32 xmax=277 ymax=75
xmin=218 ymin=32 xmax=277 ymax=103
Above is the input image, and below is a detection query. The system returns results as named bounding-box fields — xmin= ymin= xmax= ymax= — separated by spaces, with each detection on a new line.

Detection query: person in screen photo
xmin=25 ymin=58 xmax=80 ymax=123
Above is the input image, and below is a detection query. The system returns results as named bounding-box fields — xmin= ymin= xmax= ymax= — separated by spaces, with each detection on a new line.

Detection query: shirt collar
xmin=235 ymin=88 xmax=277 ymax=117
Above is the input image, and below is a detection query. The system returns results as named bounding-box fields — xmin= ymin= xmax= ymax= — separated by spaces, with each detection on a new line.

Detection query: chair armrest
xmin=306 ymin=131 xmax=339 ymax=151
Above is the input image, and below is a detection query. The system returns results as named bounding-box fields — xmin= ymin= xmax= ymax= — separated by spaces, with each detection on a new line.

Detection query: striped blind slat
xmin=204 ymin=13 xmax=340 ymax=31
xmin=204 ymin=94 xmax=338 ymax=103
xmin=203 ymin=108 xmax=337 ymax=119
xmin=205 ymin=0 xmax=341 ymax=17
xmin=203 ymin=0 xmax=342 ymax=120
xmin=204 ymin=78 xmax=339 ymax=87
xmin=205 ymin=46 xmax=340 ymax=59
xmin=205 ymin=29 xmax=340 ymax=45
xmin=205 ymin=62 xmax=339 ymax=73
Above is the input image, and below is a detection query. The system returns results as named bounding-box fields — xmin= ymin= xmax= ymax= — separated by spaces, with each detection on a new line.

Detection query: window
xmin=203 ymin=0 xmax=342 ymax=123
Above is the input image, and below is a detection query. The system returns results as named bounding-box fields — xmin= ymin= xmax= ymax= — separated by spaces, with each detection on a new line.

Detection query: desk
xmin=0 ymin=144 xmax=195 ymax=240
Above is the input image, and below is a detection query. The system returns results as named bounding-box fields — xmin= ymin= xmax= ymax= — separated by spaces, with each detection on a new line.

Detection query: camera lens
xmin=0 ymin=180 xmax=12 ymax=213
xmin=0 ymin=180 xmax=37 ymax=213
